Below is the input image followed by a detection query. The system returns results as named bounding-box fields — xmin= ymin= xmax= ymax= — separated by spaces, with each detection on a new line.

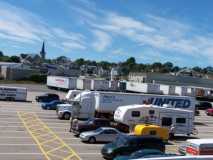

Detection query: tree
xmin=75 ymin=58 xmax=85 ymax=66
xmin=152 ymin=62 xmax=162 ymax=72
xmin=0 ymin=51 xmax=3 ymax=57
xmin=10 ymin=56 xmax=20 ymax=63
xmin=193 ymin=66 xmax=202 ymax=73
xmin=163 ymin=62 xmax=173 ymax=71
xmin=171 ymin=66 xmax=180 ymax=72
xmin=125 ymin=57 xmax=136 ymax=66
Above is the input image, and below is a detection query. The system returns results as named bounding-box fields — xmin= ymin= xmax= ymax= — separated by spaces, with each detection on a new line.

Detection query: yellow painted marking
xmin=18 ymin=112 xmax=81 ymax=160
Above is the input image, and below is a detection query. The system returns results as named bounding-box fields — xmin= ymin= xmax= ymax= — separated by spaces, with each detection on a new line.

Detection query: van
xmin=186 ymin=139 xmax=213 ymax=155
xmin=134 ymin=124 xmax=169 ymax=141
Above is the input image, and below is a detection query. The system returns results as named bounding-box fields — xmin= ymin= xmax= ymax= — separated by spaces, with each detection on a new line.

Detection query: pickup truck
xmin=70 ymin=118 xmax=111 ymax=136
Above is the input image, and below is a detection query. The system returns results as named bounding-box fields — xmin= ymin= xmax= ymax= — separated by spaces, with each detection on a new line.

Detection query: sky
xmin=0 ymin=0 xmax=213 ymax=67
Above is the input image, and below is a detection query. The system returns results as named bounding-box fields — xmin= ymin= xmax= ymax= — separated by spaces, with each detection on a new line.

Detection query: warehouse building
xmin=129 ymin=69 xmax=213 ymax=89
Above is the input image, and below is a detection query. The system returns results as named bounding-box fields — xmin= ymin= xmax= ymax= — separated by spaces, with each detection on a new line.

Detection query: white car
xmin=80 ymin=127 xmax=122 ymax=143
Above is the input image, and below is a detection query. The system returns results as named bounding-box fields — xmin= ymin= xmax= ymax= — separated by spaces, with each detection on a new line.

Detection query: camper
xmin=114 ymin=104 xmax=196 ymax=136
xmin=0 ymin=86 xmax=27 ymax=101
xmin=65 ymin=91 xmax=196 ymax=120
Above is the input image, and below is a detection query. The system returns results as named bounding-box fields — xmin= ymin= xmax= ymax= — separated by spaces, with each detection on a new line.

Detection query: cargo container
xmin=109 ymin=80 xmax=119 ymax=91
xmin=76 ymin=78 xmax=92 ymax=90
xmin=91 ymin=79 xmax=109 ymax=91
xmin=0 ymin=86 xmax=27 ymax=101
xmin=46 ymin=76 xmax=77 ymax=90
xmin=126 ymin=82 xmax=162 ymax=94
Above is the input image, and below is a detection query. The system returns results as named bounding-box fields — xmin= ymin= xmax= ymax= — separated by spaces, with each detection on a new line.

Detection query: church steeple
xmin=40 ymin=41 xmax=46 ymax=60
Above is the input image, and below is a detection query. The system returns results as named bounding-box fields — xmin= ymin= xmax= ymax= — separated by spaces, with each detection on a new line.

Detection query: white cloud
xmin=87 ymin=11 xmax=213 ymax=63
xmin=62 ymin=41 xmax=86 ymax=50
xmin=0 ymin=1 xmax=87 ymax=51
xmin=112 ymin=49 xmax=129 ymax=56
xmin=92 ymin=30 xmax=111 ymax=52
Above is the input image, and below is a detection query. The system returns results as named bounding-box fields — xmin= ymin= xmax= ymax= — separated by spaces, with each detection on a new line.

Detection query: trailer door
xmin=174 ymin=114 xmax=189 ymax=135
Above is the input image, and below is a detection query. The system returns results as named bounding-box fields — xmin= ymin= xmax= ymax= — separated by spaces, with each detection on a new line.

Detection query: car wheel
xmin=88 ymin=137 xmax=96 ymax=143
xmin=63 ymin=112 xmax=71 ymax=120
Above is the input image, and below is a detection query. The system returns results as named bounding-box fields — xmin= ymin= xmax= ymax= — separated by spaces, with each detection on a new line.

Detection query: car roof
xmin=187 ymin=139 xmax=213 ymax=145
xmin=123 ymin=135 xmax=163 ymax=142
xmin=99 ymin=127 xmax=117 ymax=130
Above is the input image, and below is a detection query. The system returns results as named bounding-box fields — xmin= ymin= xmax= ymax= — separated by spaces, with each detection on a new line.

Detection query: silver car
xmin=80 ymin=127 xmax=122 ymax=143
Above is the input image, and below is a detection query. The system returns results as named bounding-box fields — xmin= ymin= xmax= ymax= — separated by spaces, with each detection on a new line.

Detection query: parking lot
xmin=0 ymin=85 xmax=213 ymax=160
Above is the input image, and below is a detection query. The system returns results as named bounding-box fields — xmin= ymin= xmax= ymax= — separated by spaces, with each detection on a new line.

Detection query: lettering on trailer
xmin=148 ymin=98 xmax=191 ymax=108
xmin=102 ymin=95 xmax=123 ymax=103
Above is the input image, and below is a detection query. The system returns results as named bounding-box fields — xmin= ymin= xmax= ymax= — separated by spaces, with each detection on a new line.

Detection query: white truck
xmin=64 ymin=91 xmax=196 ymax=120
xmin=46 ymin=76 xmax=77 ymax=90
xmin=114 ymin=104 xmax=196 ymax=136
xmin=0 ymin=86 xmax=27 ymax=101
xmin=65 ymin=90 xmax=83 ymax=100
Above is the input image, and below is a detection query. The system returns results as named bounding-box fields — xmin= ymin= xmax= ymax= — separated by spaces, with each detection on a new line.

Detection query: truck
xmin=114 ymin=104 xmax=196 ymax=136
xmin=65 ymin=90 xmax=83 ymax=100
xmin=0 ymin=86 xmax=27 ymax=101
xmin=46 ymin=76 xmax=77 ymax=90
xmin=64 ymin=91 xmax=196 ymax=120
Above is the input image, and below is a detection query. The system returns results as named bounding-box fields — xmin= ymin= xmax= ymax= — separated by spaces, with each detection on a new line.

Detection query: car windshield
xmin=94 ymin=128 xmax=103 ymax=133
xmin=115 ymin=135 xmax=128 ymax=146
xmin=131 ymin=150 xmax=163 ymax=158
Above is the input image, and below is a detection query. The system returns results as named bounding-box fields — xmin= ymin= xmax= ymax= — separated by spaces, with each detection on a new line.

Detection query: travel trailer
xmin=114 ymin=104 xmax=195 ymax=136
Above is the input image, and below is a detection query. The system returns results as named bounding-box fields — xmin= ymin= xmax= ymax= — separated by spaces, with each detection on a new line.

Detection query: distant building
xmin=40 ymin=41 xmax=46 ymax=60
xmin=129 ymin=70 xmax=213 ymax=88
xmin=0 ymin=62 xmax=39 ymax=80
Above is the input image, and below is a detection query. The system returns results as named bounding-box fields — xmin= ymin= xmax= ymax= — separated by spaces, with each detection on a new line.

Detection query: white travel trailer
xmin=0 ymin=86 xmax=27 ymax=101
xmin=114 ymin=104 xmax=195 ymax=136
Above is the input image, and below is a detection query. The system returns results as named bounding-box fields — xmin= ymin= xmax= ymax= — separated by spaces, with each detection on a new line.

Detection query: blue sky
xmin=0 ymin=0 xmax=213 ymax=67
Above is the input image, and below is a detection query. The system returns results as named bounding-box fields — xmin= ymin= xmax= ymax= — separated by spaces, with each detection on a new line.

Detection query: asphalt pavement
xmin=0 ymin=85 xmax=212 ymax=160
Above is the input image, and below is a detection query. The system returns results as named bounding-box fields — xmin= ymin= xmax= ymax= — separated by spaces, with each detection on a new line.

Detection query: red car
xmin=206 ymin=108 xmax=213 ymax=116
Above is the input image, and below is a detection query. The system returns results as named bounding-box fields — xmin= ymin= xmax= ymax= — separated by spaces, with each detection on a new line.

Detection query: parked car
xmin=101 ymin=135 xmax=165 ymax=160
xmin=134 ymin=124 xmax=169 ymax=141
xmin=196 ymin=101 xmax=212 ymax=110
xmin=80 ymin=127 xmax=122 ymax=143
xmin=41 ymin=100 xmax=65 ymax=110
xmin=71 ymin=118 xmax=111 ymax=136
xmin=36 ymin=93 xmax=59 ymax=103
xmin=206 ymin=108 xmax=213 ymax=116
xmin=114 ymin=149 xmax=177 ymax=160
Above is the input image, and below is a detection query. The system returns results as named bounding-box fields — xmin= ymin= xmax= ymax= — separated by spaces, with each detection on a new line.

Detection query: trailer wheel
xmin=169 ymin=133 xmax=175 ymax=139
xmin=63 ymin=112 xmax=71 ymax=120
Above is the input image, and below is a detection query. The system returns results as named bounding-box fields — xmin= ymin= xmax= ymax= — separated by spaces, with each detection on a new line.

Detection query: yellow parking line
xmin=18 ymin=112 xmax=51 ymax=160
xmin=18 ymin=112 xmax=81 ymax=160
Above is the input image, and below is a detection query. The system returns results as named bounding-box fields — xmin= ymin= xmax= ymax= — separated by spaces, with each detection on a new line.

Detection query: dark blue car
xmin=114 ymin=149 xmax=177 ymax=160
xmin=36 ymin=93 xmax=59 ymax=103
xmin=41 ymin=100 xmax=65 ymax=110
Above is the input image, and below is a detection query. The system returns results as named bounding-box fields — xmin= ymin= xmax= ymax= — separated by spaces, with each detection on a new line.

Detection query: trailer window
xmin=176 ymin=118 xmax=186 ymax=124
xmin=131 ymin=111 xmax=140 ymax=117
xmin=162 ymin=117 xmax=172 ymax=126
xmin=149 ymin=110 xmax=155 ymax=114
